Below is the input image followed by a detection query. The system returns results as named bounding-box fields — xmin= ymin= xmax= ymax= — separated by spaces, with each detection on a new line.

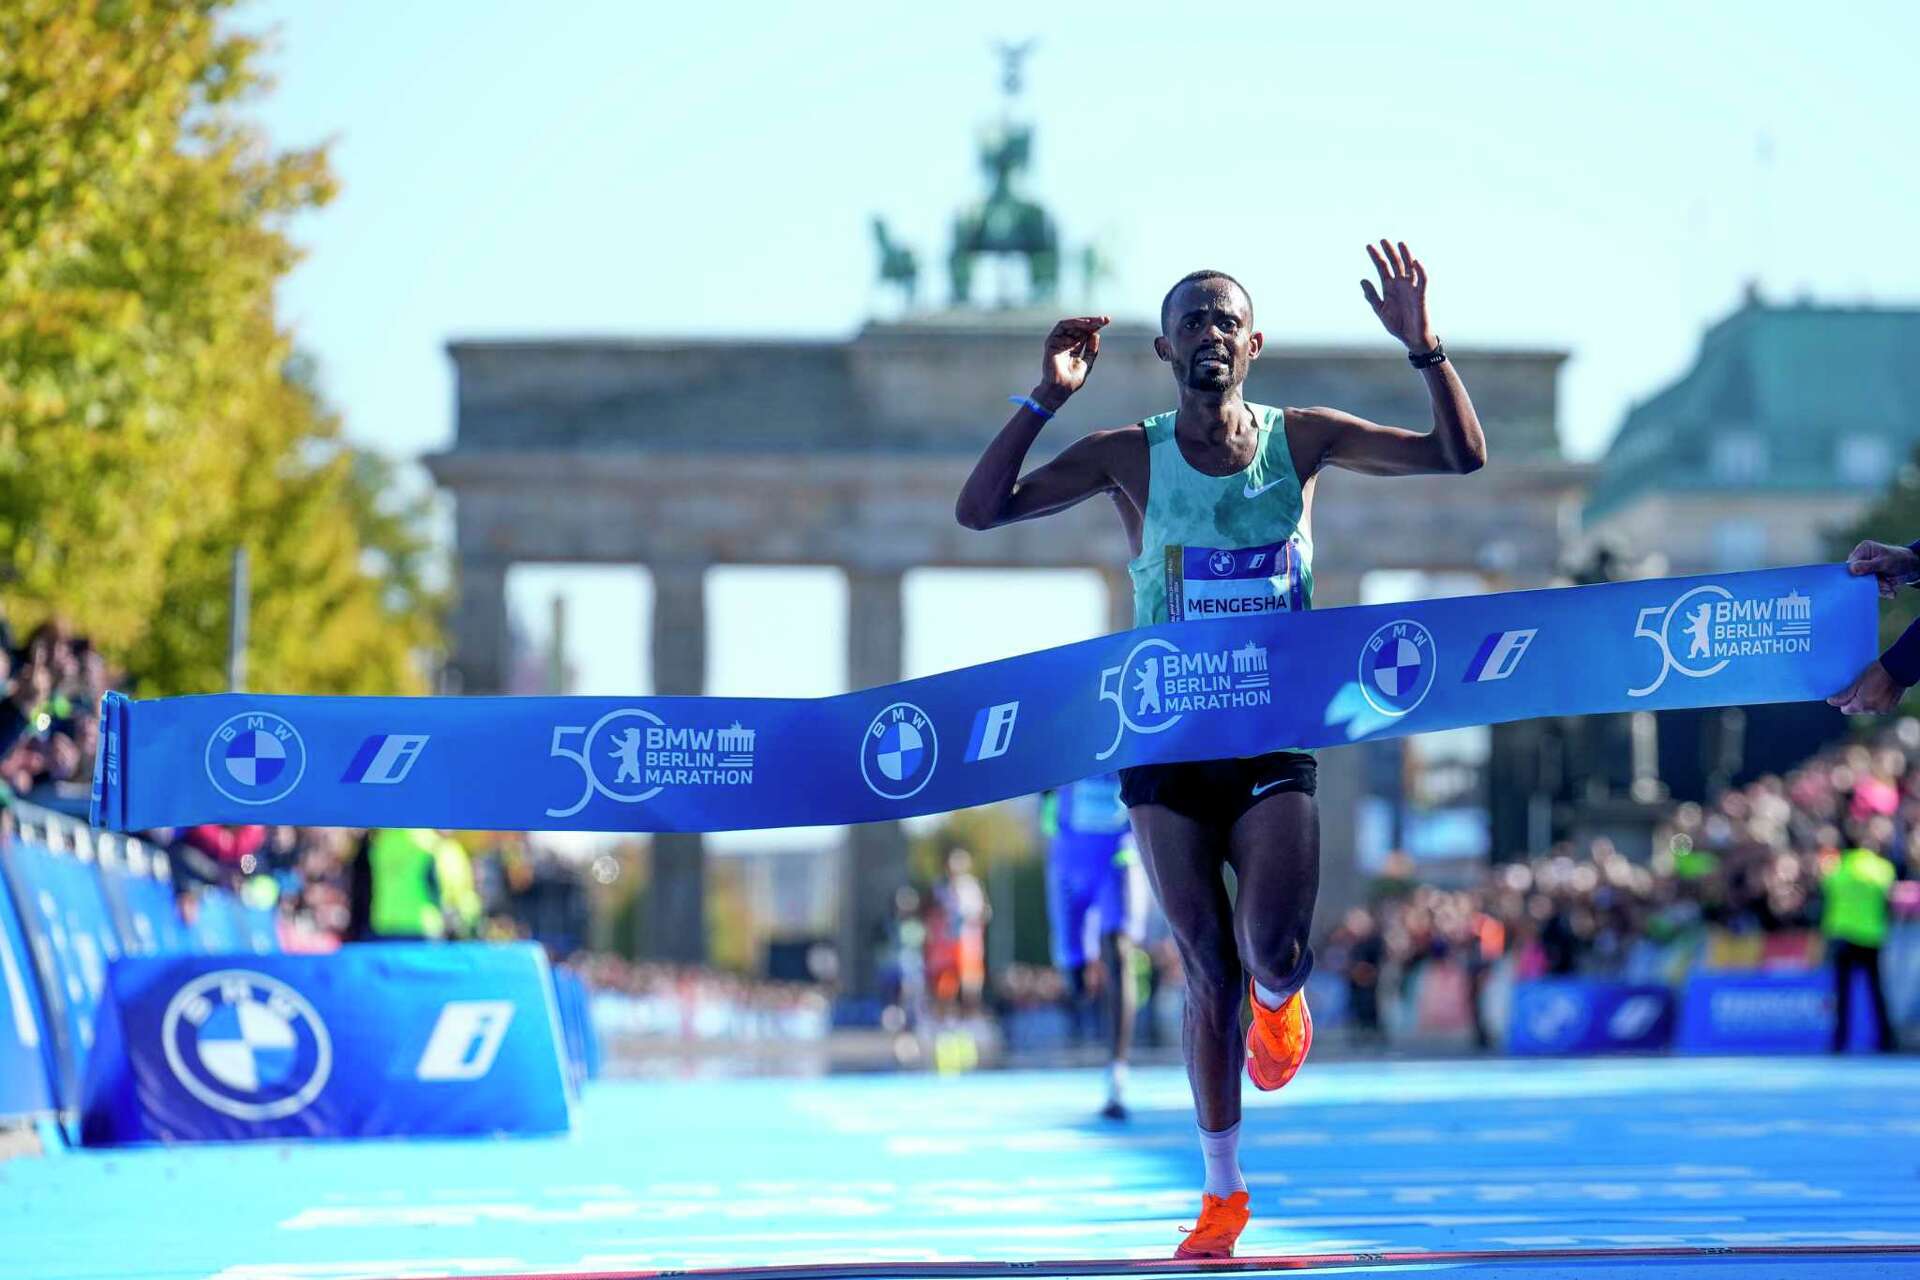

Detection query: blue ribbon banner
xmin=91 ymin=564 xmax=1873 ymax=834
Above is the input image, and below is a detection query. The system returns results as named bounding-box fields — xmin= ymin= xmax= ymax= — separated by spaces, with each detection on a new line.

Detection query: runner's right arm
xmin=956 ymin=316 xmax=1117 ymax=530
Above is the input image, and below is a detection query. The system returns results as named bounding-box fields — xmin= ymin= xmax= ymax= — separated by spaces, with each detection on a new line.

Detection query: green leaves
xmin=1833 ymin=446 xmax=1920 ymax=658
xmin=0 ymin=0 xmax=440 ymax=694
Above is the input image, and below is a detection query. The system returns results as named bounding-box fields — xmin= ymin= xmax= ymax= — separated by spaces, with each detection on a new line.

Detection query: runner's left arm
xmin=1291 ymin=240 xmax=1486 ymax=479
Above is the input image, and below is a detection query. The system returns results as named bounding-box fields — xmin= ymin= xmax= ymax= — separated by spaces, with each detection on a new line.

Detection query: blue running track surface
xmin=5 ymin=1057 xmax=1920 ymax=1280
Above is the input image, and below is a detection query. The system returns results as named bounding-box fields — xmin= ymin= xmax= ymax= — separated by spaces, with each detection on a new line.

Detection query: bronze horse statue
xmin=871 ymin=216 xmax=919 ymax=308
xmin=948 ymin=122 xmax=1058 ymax=307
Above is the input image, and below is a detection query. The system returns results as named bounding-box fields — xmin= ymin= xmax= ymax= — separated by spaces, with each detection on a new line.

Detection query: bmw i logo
xmin=1519 ymin=986 xmax=1590 ymax=1049
xmin=205 ymin=712 xmax=307 ymax=805
xmin=860 ymin=701 xmax=938 ymax=800
xmin=161 ymin=969 xmax=332 ymax=1120
xmin=1359 ymin=619 xmax=1437 ymax=718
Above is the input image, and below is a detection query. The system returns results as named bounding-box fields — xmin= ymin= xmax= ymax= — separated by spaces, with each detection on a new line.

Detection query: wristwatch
xmin=1408 ymin=340 xmax=1446 ymax=369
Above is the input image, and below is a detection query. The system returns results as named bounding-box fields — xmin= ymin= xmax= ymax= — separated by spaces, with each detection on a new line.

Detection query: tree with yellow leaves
xmin=0 ymin=0 xmax=441 ymax=694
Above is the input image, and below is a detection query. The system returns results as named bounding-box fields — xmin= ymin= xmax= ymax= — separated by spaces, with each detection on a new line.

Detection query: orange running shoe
xmin=1174 ymin=1190 xmax=1251 ymax=1259
xmin=1245 ymin=980 xmax=1312 ymax=1091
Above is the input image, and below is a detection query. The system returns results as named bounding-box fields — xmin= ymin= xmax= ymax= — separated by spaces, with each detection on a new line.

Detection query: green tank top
xmin=1127 ymin=402 xmax=1314 ymax=628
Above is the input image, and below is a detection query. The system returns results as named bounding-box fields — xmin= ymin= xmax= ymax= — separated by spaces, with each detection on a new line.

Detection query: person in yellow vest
xmin=357 ymin=828 xmax=445 ymax=941
xmin=1821 ymin=833 xmax=1898 ymax=1052
xmin=433 ymin=832 xmax=484 ymax=940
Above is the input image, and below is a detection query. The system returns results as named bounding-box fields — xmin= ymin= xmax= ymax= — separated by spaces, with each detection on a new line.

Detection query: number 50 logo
xmin=1629 ymin=584 xmax=1732 ymax=698
xmin=545 ymin=707 xmax=665 ymax=818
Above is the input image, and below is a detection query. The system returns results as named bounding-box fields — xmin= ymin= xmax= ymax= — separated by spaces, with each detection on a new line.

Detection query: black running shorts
xmin=1118 ymin=750 xmax=1317 ymax=827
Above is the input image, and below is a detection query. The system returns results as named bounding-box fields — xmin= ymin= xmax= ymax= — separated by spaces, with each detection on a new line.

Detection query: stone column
xmin=1313 ymin=745 xmax=1364 ymax=936
xmin=1304 ymin=570 xmax=1363 ymax=939
xmin=647 ymin=564 xmax=707 ymax=965
xmin=450 ymin=559 xmax=511 ymax=694
xmin=842 ymin=567 xmax=907 ymax=996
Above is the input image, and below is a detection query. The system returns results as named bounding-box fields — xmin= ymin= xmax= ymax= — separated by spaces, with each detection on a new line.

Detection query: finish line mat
xmin=6 ymin=1057 xmax=1920 ymax=1280
xmin=448 ymin=1245 xmax=1920 ymax=1277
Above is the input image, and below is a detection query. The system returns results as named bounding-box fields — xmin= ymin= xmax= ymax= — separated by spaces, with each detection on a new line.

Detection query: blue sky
xmin=251 ymin=0 xmax=1920 ymax=716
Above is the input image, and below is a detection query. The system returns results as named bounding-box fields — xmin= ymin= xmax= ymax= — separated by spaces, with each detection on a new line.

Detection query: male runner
xmin=956 ymin=241 xmax=1485 ymax=1257
xmin=1039 ymin=771 xmax=1144 ymax=1119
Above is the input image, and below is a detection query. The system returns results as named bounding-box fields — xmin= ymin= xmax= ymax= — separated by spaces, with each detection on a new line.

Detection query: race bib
xmin=1165 ymin=538 xmax=1305 ymax=622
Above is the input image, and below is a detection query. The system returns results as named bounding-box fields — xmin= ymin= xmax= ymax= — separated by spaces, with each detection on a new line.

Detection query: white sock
xmin=1253 ymin=979 xmax=1287 ymax=1011
xmin=1197 ymin=1121 xmax=1246 ymax=1198
xmin=1107 ymin=1060 xmax=1129 ymax=1104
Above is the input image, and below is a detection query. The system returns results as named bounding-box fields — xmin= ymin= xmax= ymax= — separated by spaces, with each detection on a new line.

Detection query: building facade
xmin=1585 ymin=293 xmax=1920 ymax=572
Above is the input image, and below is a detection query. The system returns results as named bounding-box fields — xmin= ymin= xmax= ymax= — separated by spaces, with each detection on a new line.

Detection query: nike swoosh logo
xmin=1250 ymin=779 xmax=1288 ymax=797
xmin=1243 ymin=476 xmax=1287 ymax=499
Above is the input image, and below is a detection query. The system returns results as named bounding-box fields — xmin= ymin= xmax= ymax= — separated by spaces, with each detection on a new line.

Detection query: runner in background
xmin=1040 ymin=773 xmax=1145 ymax=1119
xmin=938 ymin=849 xmax=991 ymax=1012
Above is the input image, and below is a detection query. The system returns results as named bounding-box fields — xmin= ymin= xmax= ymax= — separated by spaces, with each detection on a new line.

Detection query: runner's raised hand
xmin=1037 ymin=315 xmax=1111 ymax=408
xmin=1360 ymin=240 xmax=1438 ymax=354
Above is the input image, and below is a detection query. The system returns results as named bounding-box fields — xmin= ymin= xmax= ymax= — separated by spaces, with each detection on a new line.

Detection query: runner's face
xmin=1158 ymin=280 xmax=1260 ymax=392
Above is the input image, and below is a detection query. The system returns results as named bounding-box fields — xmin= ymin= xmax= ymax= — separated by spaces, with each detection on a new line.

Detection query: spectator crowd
xmin=1321 ymin=730 xmax=1920 ymax=1048
xmin=0 ymin=618 xmax=109 ymax=815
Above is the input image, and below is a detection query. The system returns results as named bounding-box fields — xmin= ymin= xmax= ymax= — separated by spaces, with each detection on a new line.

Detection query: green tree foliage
xmin=0 ymin=0 xmax=441 ymax=692
xmin=1832 ymin=445 xmax=1920 ymax=656
xmin=907 ymin=802 xmax=1038 ymax=886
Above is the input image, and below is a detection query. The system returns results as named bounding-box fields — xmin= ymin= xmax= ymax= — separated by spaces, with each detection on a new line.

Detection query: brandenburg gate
xmin=425 ymin=55 xmax=1582 ymax=986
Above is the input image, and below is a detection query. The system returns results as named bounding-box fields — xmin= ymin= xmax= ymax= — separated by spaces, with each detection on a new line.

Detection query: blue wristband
xmin=1008 ymin=394 xmax=1054 ymax=420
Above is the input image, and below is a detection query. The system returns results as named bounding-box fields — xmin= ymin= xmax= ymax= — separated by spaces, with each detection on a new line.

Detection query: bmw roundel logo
xmin=860 ymin=701 xmax=939 ymax=800
xmin=205 ymin=712 xmax=307 ymax=805
xmin=1359 ymin=619 xmax=1437 ymax=718
xmin=162 ymin=969 xmax=332 ymax=1120
xmin=1207 ymin=550 xmax=1236 ymax=577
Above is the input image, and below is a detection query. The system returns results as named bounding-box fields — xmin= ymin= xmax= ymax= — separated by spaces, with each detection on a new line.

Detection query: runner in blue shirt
xmin=1041 ymin=772 xmax=1144 ymax=1119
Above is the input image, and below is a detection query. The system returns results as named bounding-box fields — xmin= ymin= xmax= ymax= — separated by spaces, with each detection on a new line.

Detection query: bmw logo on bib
xmin=1359 ymin=619 xmax=1437 ymax=718
xmin=205 ymin=711 xmax=307 ymax=805
xmin=161 ymin=970 xmax=332 ymax=1121
xmin=860 ymin=701 xmax=939 ymax=800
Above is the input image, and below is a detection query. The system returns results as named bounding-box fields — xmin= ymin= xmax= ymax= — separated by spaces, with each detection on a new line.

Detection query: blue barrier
xmin=189 ymin=887 xmax=248 ymax=953
xmin=1884 ymin=925 xmax=1920 ymax=1027
xmin=95 ymin=838 xmax=193 ymax=956
xmin=242 ymin=901 xmax=280 ymax=953
xmin=1676 ymin=968 xmax=1879 ymax=1054
xmin=80 ymin=943 xmax=573 ymax=1144
xmin=1 ymin=823 xmax=125 ymax=1107
xmin=0 ymin=853 xmax=57 ymax=1119
xmin=1508 ymin=979 xmax=1675 ymax=1055
xmin=552 ymin=968 xmax=589 ymax=1091
xmin=581 ymin=984 xmax=602 ymax=1081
